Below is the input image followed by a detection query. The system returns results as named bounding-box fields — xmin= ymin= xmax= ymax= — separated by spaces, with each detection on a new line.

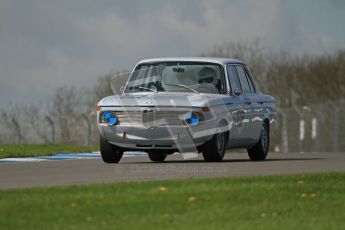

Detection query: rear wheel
xmin=148 ymin=151 xmax=167 ymax=162
xmin=100 ymin=135 xmax=123 ymax=163
xmin=247 ymin=122 xmax=269 ymax=161
xmin=201 ymin=128 xmax=227 ymax=162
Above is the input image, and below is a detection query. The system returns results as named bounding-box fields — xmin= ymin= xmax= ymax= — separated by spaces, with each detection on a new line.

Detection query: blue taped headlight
xmin=185 ymin=112 xmax=200 ymax=126
xmin=102 ymin=111 xmax=118 ymax=125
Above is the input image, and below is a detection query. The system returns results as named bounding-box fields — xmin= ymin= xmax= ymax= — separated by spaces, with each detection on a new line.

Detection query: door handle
xmin=258 ymin=101 xmax=264 ymax=104
xmin=245 ymin=101 xmax=251 ymax=105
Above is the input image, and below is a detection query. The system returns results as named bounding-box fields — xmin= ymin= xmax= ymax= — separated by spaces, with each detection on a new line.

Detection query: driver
xmin=198 ymin=67 xmax=216 ymax=84
xmin=198 ymin=67 xmax=219 ymax=93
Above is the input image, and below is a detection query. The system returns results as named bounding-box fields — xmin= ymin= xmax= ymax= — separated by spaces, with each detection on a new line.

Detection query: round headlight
xmin=185 ymin=112 xmax=200 ymax=126
xmin=102 ymin=111 xmax=118 ymax=125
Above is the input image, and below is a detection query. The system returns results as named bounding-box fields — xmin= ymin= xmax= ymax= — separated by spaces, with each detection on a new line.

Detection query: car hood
xmin=98 ymin=92 xmax=231 ymax=108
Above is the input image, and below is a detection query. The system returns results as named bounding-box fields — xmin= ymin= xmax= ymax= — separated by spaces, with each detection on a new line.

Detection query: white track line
xmin=0 ymin=151 xmax=146 ymax=164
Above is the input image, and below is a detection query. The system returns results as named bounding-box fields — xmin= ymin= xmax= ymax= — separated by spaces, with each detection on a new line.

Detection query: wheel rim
xmin=261 ymin=124 xmax=268 ymax=153
xmin=216 ymin=132 xmax=225 ymax=154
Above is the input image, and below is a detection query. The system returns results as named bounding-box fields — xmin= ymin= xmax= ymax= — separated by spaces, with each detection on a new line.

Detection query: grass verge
xmin=0 ymin=144 xmax=99 ymax=158
xmin=1 ymin=172 xmax=345 ymax=229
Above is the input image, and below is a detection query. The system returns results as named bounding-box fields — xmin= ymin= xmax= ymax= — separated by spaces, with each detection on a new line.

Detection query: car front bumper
xmin=99 ymin=120 xmax=219 ymax=151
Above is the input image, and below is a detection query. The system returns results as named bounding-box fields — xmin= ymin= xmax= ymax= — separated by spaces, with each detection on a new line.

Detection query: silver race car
xmin=96 ymin=57 xmax=276 ymax=163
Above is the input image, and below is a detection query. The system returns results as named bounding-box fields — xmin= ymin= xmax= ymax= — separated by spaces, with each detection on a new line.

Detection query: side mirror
xmin=234 ymin=88 xmax=242 ymax=96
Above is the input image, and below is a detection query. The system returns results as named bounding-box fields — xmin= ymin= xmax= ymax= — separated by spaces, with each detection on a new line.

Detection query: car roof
xmin=137 ymin=57 xmax=245 ymax=66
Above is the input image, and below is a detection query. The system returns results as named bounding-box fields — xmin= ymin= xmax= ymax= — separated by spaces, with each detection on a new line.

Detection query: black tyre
xmin=247 ymin=122 xmax=269 ymax=161
xmin=148 ymin=151 xmax=167 ymax=162
xmin=201 ymin=128 xmax=227 ymax=162
xmin=100 ymin=135 xmax=123 ymax=163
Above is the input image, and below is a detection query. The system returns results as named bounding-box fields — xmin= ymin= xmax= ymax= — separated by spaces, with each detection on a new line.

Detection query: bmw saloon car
xmin=96 ymin=57 xmax=276 ymax=163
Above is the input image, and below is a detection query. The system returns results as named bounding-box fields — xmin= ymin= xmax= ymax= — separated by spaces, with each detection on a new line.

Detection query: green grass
xmin=1 ymin=173 xmax=345 ymax=230
xmin=0 ymin=144 xmax=99 ymax=158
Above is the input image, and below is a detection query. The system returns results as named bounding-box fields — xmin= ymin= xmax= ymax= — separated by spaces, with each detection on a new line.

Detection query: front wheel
xmin=201 ymin=128 xmax=227 ymax=162
xmin=100 ymin=135 xmax=123 ymax=163
xmin=148 ymin=151 xmax=167 ymax=162
xmin=247 ymin=122 xmax=269 ymax=161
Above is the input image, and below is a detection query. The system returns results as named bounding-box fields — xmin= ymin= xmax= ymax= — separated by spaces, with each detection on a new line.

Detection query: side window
xmin=247 ymin=75 xmax=255 ymax=93
xmin=236 ymin=66 xmax=251 ymax=94
xmin=226 ymin=65 xmax=242 ymax=94
xmin=244 ymin=67 xmax=256 ymax=93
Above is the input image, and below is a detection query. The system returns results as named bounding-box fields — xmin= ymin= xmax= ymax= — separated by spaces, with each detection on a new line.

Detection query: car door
xmin=225 ymin=64 xmax=246 ymax=146
xmin=236 ymin=65 xmax=262 ymax=143
xmin=232 ymin=65 xmax=255 ymax=144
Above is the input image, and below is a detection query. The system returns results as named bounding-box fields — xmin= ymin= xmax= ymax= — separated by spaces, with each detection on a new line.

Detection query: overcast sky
xmin=1 ymin=0 xmax=344 ymax=106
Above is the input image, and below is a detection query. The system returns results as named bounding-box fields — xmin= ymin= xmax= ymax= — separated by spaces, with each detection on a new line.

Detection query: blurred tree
xmin=51 ymin=86 xmax=80 ymax=144
xmin=203 ymin=40 xmax=345 ymax=107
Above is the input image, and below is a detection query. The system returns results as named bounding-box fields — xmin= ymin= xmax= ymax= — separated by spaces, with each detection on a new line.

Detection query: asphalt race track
xmin=0 ymin=152 xmax=344 ymax=189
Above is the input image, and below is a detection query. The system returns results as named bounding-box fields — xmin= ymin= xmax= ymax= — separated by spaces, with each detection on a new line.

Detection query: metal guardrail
xmin=271 ymin=100 xmax=345 ymax=153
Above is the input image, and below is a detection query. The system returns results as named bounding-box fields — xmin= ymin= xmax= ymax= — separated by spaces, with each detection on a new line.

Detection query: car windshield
xmin=124 ymin=62 xmax=226 ymax=94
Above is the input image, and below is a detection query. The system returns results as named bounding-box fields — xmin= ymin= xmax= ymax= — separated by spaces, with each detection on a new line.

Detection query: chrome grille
xmin=116 ymin=111 xmax=142 ymax=125
xmin=154 ymin=111 xmax=185 ymax=126
xmin=115 ymin=110 xmax=186 ymax=126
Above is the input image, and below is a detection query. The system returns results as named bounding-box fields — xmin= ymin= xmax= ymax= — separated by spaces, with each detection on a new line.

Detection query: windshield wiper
xmin=165 ymin=83 xmax=199 ymax=94
xmin=136 ymin=86 xmax=157 ymax=93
